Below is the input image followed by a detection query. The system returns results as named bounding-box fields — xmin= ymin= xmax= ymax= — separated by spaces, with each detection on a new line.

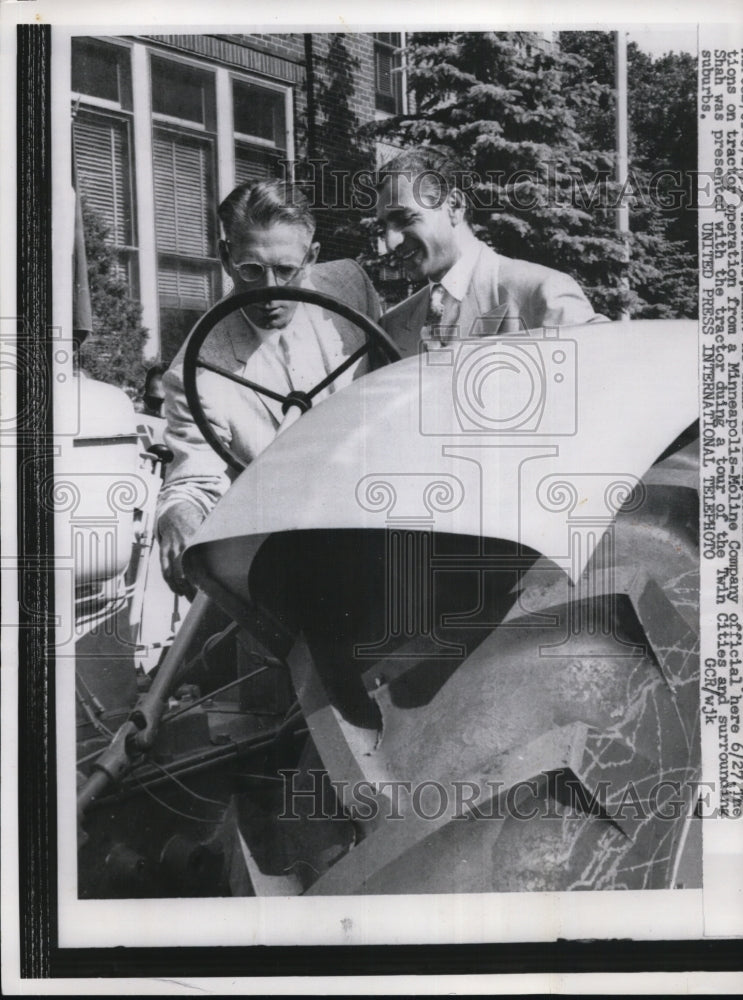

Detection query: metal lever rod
xmin=76 ymin=590 xmax=214 ymax=816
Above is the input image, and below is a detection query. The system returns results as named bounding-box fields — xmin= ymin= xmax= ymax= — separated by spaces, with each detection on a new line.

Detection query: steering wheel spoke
xmin=304 ymin=342 xmax=370 ymax=401
xmin=183 ymin=287 xmax=401 ymax=472
xmin=195 ymin=357 xmax=289 ymax=405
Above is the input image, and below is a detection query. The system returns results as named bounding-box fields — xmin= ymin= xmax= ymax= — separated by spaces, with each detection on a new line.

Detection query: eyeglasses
xmin=225 ymin=243 xmax=311 ymax=286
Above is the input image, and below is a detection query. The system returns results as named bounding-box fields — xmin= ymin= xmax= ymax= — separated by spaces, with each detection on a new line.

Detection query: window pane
xmin=375 ymin=41 xmax=403 ymax=114
xmin=158 ymin=260 xmax=219 ymax=362
xmin=375 ymin=48 xmax=393 ymax=96
xmin=71 ymin=37 xmax=132 ymax=108
xmin=373 ymin=32 xmax=401 ymax=47
xmin=73 ymin=109 xmax=135 ymax=247
xmin=151 ymin=57 xmax=215 ymax=128
xmin=158 ymin=259 xmax=215 ymax=310
xmin=234 ymin=144 xmax=283 ymax=186
xmin=153 ymin=129 xmax=216 ymax=257
xmin=233 ymin=80 xmax=286 ymax=146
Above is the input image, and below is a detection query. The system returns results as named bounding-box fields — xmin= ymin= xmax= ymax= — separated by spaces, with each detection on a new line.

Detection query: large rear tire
xmin=257 ymin=430 xmax=701 ymax=894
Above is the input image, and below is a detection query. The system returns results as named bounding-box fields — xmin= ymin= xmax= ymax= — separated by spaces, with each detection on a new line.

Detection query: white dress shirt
xmin=436 ymin=231 xmax=483 ymax=307
xmin=242 ymin=302 xmax=362 ymax=404
xmin=423 ymin=231 xmax=483 ymax=347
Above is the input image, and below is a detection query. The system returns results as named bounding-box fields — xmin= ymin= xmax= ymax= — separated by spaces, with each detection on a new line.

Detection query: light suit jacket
xmin=380 ymin=239 xmax=607 ymax=357
xmin=157 ymin=259 xmax=380 ymax=521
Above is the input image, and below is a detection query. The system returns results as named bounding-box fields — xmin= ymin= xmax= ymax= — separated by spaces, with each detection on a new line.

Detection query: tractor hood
xmin=185 ymin=319 xmax=697 ymax=603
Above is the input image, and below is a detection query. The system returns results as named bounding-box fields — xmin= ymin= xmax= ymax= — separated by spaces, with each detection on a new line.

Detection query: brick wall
xmin=306 ymin=33 xmax=378 ymax=261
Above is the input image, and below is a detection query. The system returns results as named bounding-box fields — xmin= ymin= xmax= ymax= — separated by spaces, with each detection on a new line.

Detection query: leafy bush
xmin=78 ymin=201 xmax=153 ymax=398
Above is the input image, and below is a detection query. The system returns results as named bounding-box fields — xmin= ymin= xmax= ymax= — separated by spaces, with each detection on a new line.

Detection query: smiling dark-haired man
xmin=376 ymin=147 xmax=606 ymax=356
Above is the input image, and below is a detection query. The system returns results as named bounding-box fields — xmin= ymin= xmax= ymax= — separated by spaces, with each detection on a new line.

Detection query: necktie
xmin=424 ymin=283 xmax=460 ymax=350
xmin=425 ymin=283 xmax=445 ymax=339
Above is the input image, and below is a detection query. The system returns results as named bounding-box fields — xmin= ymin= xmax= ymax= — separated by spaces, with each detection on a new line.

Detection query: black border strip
xmin=14 ymin=22 xmax=741 ymax=982
xmin=17 ymin=22 xmax=57 ymax=981
xmin=46 ymin=941 xmax=743 ymax=978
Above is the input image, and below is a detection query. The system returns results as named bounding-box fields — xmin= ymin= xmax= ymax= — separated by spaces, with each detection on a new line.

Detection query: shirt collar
xmin=432 ymin=233 xmax=481 ymax=302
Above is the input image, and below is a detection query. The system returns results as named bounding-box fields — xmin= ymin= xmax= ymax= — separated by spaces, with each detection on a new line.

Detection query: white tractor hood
xmin=186 ymin=319 xmax=697 ymax=594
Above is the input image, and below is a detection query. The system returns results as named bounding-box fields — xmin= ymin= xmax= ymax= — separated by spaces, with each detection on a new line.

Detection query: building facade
xmin=71 ymin=32 xmax=406 ymax=362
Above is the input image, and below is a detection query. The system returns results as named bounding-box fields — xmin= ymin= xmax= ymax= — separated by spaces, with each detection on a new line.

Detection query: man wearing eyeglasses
xmin=157 ymin=179 xmax=381 ymax=597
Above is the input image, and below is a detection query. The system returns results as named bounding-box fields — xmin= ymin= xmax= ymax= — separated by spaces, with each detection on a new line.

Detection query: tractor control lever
xmin=77 ymin=590 xmax=212 ymax=817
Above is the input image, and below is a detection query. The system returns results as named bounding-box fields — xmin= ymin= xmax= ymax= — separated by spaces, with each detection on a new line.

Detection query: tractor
xmin=76 ymin=290 xmax=701 ymax=897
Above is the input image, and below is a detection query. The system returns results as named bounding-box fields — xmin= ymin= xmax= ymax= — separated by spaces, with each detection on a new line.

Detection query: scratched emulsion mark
xmin=565 ymin=642 xmax=700 ymax=890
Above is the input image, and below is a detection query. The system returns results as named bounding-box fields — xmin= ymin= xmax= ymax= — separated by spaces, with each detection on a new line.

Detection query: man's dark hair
xmin=144 ymin=364 xmax=166 ymax=393
xmin=218 ymin=179 xmax=316 ymax=242
xmin=375 ymin=146 xmax=473 ymax=222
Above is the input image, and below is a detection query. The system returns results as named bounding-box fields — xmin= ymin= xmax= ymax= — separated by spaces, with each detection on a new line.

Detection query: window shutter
xmin=376 ymin=48 xmax=393 ymax=96
xmin=158 ymin=262 xmax=212 ymax=311
xmin=374 ymin=34 xmax=403 ymax=114
xmin=234 ymin=145 xmax=280 ymax=186
xmin=73 ymin=112 xmax=132 ymax=246
xmin=153 ymin=130 xmax=214 ymax=258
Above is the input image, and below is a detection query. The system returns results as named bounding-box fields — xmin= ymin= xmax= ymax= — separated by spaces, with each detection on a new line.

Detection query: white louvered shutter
xmin=73 ymin=111 xmax=132 ymax=246
xmin=153 ymin=129 xmax=216 ymax=311
xmin=153 ymin=130 xmax=213 ymax=257
xmin=157 ymin=263 xmax=212 ymax=312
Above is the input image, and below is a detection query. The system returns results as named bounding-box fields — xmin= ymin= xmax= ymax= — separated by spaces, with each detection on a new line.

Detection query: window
xmin=373 ymin=33 xmax=403 ymax=114
xmin=151 ymin=57 xmax=221 ymax=361
xmin=73 ymin=110 xmax=134 ymax=248
xmin=70 ymin=37 xmax=295 ymax=360
xmin=153 ymin=129 xmax=220 ymax=359
xmin=71 ymin=38 xmax=138 ymax=292
xmin=233 ymin=78 xmax=287 ymax=184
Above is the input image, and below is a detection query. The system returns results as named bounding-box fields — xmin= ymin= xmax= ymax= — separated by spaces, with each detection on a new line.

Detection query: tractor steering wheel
xmin=182 ymin=287 xmax=402 ymax=472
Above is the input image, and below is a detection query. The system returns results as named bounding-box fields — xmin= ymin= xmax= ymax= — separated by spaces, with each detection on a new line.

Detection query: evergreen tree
xmin=369 ymin=31 xmax=697 ymax=319
xmin=561 ymin=32 xmax=697 ymax=317
xmin=629 ymin=46 xmax=697 ymax=317
xmin=78 ymin=201 xmax=152 ymax=396
xmin=369 ymin=31 xmax=629 ymax=317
